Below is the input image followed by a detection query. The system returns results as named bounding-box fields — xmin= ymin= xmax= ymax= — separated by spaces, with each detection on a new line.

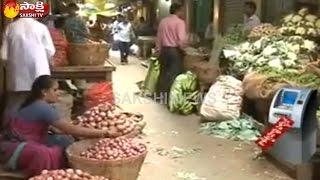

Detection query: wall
xmin=157 ymin=0 xmax=172 ymax=19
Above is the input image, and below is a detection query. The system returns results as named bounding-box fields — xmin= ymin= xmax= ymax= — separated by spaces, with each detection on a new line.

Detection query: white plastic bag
xmin=200 ymin=76 xmax=243 ymax=121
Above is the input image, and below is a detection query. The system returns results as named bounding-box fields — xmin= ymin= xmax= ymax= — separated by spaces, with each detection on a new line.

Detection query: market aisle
xmin=109 ymin=51 xmax=292 ymax=180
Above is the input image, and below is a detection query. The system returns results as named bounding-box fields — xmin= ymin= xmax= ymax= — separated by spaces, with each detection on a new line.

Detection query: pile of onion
xmin=73 ymin=102 xmax=146 ymax=136
xmin=80 ymin=137 xmax=147 ymax=160
xmin=29 ymin=169 xmax=108 ymax=180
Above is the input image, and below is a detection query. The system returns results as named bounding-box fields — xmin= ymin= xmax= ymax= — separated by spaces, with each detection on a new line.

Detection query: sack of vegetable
xmin=183 ymin=47 xmax=209 ymax=71
xmin=242 ymin=72 xmax=291 ymax=100
xmin=84 ymin=82 xmax=115 ymax=109
xmin=168 ymin=71 xmax=199 ymax=115
xmin=190 ymin=61 xmax=220 ymax=92
xmin=200 ymin=76 xmax=243 ymax=122
xmin=141 ymin=57 xmax=160 ymax=95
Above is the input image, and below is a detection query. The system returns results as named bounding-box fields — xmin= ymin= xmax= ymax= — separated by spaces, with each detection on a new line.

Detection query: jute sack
xmin=242 ymin=72 xmax=290 ymax=100
xmin=183 ymin=53 xmax=208 ymax=71
xmin=242 ymin=72 xmax=292 ymax=124
xmin=305 ymin=61 xmax=320 ymax=77
xmin=53 ymin=90 xmax=73 ymax=121
xmin=190 ymin=61 xmax=220 ymax=92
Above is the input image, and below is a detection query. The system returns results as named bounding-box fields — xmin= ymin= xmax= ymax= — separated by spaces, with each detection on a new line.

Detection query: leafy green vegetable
xmin=199 ymin=114 xmax=261 ymax=141
xmin=258 ymin=67 xmax=320 ymax=88
xmin=223 ymin=24 xmax=245 ymax=45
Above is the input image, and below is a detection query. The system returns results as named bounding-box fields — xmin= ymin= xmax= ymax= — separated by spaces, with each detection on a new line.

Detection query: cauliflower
xmin=305 ymin=22 xmax=315 ymax=27
xmin=295 ymin=27 xmax=306 ymax=35
xmin=288 ymin=27 xmax=296 ymax=33
xmin=283 ymin=59 xmax=297 ymax=67
xmin=305 ymin=14 xmax=317 ymax=23
xmin=291 ymin=15 xmax=303 ymax=23
xmin=283 ymin=14 xmax=294 ymax=23
xmin=252 ymin=39 xmax=263 ymax=51
xmin=256 ymin=56 xmax=267 ymax=66
xmin=316 ymin=19 xmax=320 ymax=28
xmin=287 ymin=44 xmax=300 ymax=53
xmin=268 ymin=58 xmax=283 ymax=69
xmin=262 ymin=46 xmax=277 ymax=56
xmin=238 ymin=42 xmax=251 ymax=52
xmin=307 ymin=28 xmax=317 ymax=37
xmin=302 ymin=40 xmax=316 ymax=51
xmin=279 ymin=27 xmax=288 ymax=34
xmin=298 ymin=8 xmax=309 ymax=16
xmin=287 ymin=52 xmax=298 ymax=60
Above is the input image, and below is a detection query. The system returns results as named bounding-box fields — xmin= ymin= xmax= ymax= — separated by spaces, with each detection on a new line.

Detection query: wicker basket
xmin=68 ymin=42 xmax=109 ymax=66
xmin=66 ymin=139 xmax=147 ymax=180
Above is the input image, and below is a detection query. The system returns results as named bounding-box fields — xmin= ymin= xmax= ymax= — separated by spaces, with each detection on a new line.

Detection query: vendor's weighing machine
xmin=268 ymin=87 xmax=319 ymax=180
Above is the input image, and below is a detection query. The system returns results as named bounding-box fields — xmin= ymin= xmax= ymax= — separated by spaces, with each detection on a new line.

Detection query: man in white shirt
xmin=1 ymin=18 xmax=55 ymax=124
xmin=111 ymin=14 xmax=122 ymax=51
xmin=117 ymin=15 xmax=135 ymax=65
xmin=243 ymin=1 xmax=261 ymax=36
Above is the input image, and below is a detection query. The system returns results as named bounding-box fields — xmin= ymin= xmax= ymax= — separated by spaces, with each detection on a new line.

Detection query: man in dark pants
xmin=118 ymin=15 xmax=135 ymax=64
xmin=156 ymin=3 xmax=187 ymax=102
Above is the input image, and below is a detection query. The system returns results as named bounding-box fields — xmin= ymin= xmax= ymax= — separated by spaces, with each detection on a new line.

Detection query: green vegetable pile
xmin=279 ymin=8 xmax=320 ymax=39
xmin=258 ymin=67 xmax=320 ymax=88
xmin=169 ymin=72 xmax=199 ymax=115
xmin=223 ymin=24 xmax=246 ymax=45
xmin=226 ymin=35 xmax=316 ymax=75
xmin=199 ymin=114 xmax=261 ymax=141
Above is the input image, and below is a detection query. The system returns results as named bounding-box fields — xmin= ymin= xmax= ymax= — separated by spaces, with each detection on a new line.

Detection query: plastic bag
xmin=200 ymin=76 xmax=243 ymax=121
xmin=142 ymin=57 xmax=160 ymax=94
xmin=84 ymin=82 xmax=114 ymax=109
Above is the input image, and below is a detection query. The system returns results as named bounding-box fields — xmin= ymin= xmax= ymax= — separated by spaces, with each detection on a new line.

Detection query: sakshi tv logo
xmin=3 ymin=0 xmax=49 ymax=19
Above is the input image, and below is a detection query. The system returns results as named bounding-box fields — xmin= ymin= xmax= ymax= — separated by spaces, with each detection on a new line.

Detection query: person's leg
xmin=163 ymin=48 xmax=184 ymax=100
xmin=47 ymin=135 xmax=74 ymax=149
xmin=156 ymin=48 xmax=170 ymax=102
xmin=124 ymin=42 xmax=130 ymax=63
xmin=118 ymin=41 xmax=125 ymax=63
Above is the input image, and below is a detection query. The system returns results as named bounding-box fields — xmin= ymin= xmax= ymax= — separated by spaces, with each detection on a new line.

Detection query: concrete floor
xmin=109 ymin=51 xmax=293 ymax=180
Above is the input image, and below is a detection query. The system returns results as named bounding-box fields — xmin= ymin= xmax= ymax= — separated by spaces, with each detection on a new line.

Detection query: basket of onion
xmin=72 ymin=102 xmax=147 ymax=137
xmin=29 ymin=169 xmax=109 ymax=180
xmin=66 ymin=137 xmax=147 ymax=180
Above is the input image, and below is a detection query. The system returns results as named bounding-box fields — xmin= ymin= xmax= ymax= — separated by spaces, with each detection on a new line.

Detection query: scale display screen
xmin=282 ymin=91 xmax=298 ymax=105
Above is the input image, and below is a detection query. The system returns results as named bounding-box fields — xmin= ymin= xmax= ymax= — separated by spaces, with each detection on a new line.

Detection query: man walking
xmin=118 ymin=15 xmax=135 ymax=65
xmin=156 ymin=3 xmax=187 ymax=102
xmin=1 ymin=17 xmax=55 ymax=126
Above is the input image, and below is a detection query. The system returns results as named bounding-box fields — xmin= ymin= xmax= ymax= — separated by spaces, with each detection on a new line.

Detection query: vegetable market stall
xmin=51 ymin=61 xmax=116 ymax=82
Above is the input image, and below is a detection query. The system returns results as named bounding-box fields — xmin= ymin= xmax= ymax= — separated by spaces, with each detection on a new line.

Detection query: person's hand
xmin=123 ymin=129 xmax=139 ymax=138
xmin=103 ymin=126 xmax=121 ymax=138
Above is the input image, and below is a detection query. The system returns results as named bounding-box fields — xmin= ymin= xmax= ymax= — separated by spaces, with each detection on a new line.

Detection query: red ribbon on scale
xmin=255 ymin=116 xmax=294 ymax=151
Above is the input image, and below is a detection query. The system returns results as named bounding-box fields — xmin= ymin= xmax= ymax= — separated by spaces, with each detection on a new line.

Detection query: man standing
xmin=243 ymin=1 xmax=261 ymax=36
xmin=1 ymin=17 xmax=55 ymax=125
xmin=118 ymin=15 xmax=135 ymax=65
xmin=64 ymin=3 xmax=89 ymax=43
xmin=111 ymin=14 xmax=123 ymax=50
xmin=156 ymin=3 xmax=187 ymax=101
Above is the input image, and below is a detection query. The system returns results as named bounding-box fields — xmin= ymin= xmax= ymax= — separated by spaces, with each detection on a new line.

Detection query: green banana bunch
xmin=168 ymin=71 xmax=200 ymax=115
